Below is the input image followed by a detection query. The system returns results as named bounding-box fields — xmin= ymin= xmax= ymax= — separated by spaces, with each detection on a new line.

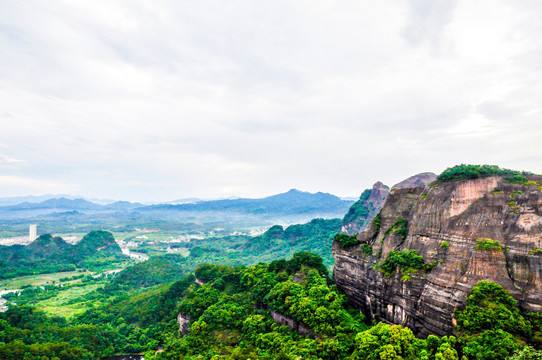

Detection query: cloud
xmin=0 ymin=1 xmax=541 ymax=201
xmin=0 ymin=175 xmax=77 ymax=196
xmin=0 ymin=154 xmax=23 ymax=163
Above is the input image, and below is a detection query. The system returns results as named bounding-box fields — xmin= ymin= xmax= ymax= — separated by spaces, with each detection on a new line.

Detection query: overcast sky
xmin=1 ymin=0 xmax=541 ymax=202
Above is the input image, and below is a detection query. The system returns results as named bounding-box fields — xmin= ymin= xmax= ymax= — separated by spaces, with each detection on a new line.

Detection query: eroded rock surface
xmin=333 ymin=176 xmax=542 ymax=337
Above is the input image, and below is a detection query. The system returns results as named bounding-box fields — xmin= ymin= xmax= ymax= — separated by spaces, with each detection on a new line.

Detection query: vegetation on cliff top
xmin=334 ymin=233 xmax=360 ymax=248
xmin=111 ymin=254 xmax=186 ymax=289
xmin=437 ymin=164 xmax=535 ymax=182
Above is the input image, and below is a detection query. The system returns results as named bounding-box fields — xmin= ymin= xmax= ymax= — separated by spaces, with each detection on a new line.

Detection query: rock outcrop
xmin=333 ymin=176 xmax=542 ymax=337
xmin=270 ymin=309 xmax=315 ymax=338
xmin=342 ymin=173 xmax=436 ymax=235
xmin=342 ymin=182 xmax=389 ymax=234
xmin=177 ymin=313 xmax=191 ymax=335
xmin=392 ymin=172 xmax=437 ymax=189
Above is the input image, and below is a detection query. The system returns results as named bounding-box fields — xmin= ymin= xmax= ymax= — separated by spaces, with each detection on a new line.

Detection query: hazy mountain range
xmin=0 ymin=189 xmax=353 ymax=223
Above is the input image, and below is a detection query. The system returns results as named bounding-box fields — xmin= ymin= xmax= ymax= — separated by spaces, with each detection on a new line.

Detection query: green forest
xmin=1 ymin=251 xmax=541 ymax=360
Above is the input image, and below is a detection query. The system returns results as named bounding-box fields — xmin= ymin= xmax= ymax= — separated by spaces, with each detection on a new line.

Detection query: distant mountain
xmin=0 ymin=194 xmax=117 ymax=206
xmin=0 ymin=194 xmax=71 ymax=206
xmin=165 ymin=198 xmax=202 ymax=205
xmin=3 ymin=197 xmax=102 ymax=210
xmin=143 ymin=189 xmax=354 ymax=217
xmin=0 ymin=197 xmax=144 ymax=212
xmin=103 ymin=201 xmax=144 ymax=210
xmin=0 ymin=190 xmax=352 ymax=225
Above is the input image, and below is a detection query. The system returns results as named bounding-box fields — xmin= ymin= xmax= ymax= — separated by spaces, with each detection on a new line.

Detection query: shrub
xmin=360 ymin=243 xmax=372 ymax=256
xmin=385 ymin=217 xmax=409 ymax=241
xmin=474 ymin=238 xmax=506 ymax=252
xmin=334 ymin=233 xmax=360 ymax=248
xmin=377 ymin=249 xmax=434 ymax=276
xmin=441 ymin=241 xmax=450 ymax=248
xmin=373 ymin=213 xmax=382 ymax=233
xmin=508 ymin=346 xmax=542 ymax=360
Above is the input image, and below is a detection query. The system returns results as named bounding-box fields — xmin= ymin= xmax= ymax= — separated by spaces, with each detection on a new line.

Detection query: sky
xmin=1 ymin=0 xmax=542 ymax=202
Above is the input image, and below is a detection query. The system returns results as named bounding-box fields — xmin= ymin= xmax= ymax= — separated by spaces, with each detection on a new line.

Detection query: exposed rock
xmin=342 ymin=182 xmax=389 ymax=234
xmin=333 ymin=176 xmax=542 ymax=337
xmin=177 ymin=313 xmax=191 ymax=335
xmin=270 ymin=309 xmax=315 ymax=338
xmin=392 ymin=172 xmax=437 ymax=189
xmin=342 ymin=173 xmax=436 ymax=235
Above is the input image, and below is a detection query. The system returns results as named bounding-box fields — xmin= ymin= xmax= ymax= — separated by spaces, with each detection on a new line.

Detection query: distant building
xmin=29 ymin=224 xmax=37 ymax=242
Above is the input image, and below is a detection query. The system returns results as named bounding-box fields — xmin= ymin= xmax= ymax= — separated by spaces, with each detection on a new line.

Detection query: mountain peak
xmin=392 ymin=172 xmax=437 ymax=189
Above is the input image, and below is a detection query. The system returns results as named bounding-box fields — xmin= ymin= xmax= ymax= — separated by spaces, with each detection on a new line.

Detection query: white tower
xmin=29 ymin=224 xmax=37 ymax=242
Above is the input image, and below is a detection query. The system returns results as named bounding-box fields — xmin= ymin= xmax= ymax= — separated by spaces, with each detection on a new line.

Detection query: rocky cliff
xmin=333 ymin=175 xmax=542 ymax=337
xmin=342 ymin=182 xmax=389 ymax=234
xmin=342 ymin=173 xmax=436 ymax=234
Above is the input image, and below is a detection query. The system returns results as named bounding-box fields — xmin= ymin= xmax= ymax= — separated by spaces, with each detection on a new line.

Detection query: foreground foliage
xmin=1 ymin=253 xmax=542 ymax=360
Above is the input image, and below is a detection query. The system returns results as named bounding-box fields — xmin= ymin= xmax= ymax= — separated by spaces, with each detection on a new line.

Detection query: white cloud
xmin=0 ymin=175 xmax=77 ymax=196
xmin=0 ymin=0 xmax=541 ymax=201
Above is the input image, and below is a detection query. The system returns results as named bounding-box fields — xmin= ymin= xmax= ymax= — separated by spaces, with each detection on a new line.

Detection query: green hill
xmin=0 ymin=230 xmax=126 ymax=279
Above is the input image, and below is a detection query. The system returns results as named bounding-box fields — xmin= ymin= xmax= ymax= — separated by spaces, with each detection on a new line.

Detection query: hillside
xmin=241 ymin=217 xmax=342 ymax=267
xmin=4 ymin=251 xmax=541 ymax=359
xmin=74 ymin=230 xmax=122 ymax=258
xmin=0 ymin=231 xmax=125 ymax=279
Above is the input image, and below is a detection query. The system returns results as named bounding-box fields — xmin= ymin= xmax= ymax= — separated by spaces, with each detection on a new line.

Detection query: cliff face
xmin=333 ymin=176 xmax=542 ymax=337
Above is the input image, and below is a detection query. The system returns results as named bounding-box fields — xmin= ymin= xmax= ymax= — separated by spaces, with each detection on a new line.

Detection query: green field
xmin=0 ymin=270 xmax=90 ymax=291
xmin=36 ymin=282 xmax=106 ymax=318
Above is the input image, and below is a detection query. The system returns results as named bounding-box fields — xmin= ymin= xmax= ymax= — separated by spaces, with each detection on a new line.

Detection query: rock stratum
xmin=333 ymin=175 xmax=542 ymax=337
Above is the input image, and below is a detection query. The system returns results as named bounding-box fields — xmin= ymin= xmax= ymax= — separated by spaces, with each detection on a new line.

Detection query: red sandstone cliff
xmin=333 ymin=175 xmax=542 ymax=337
